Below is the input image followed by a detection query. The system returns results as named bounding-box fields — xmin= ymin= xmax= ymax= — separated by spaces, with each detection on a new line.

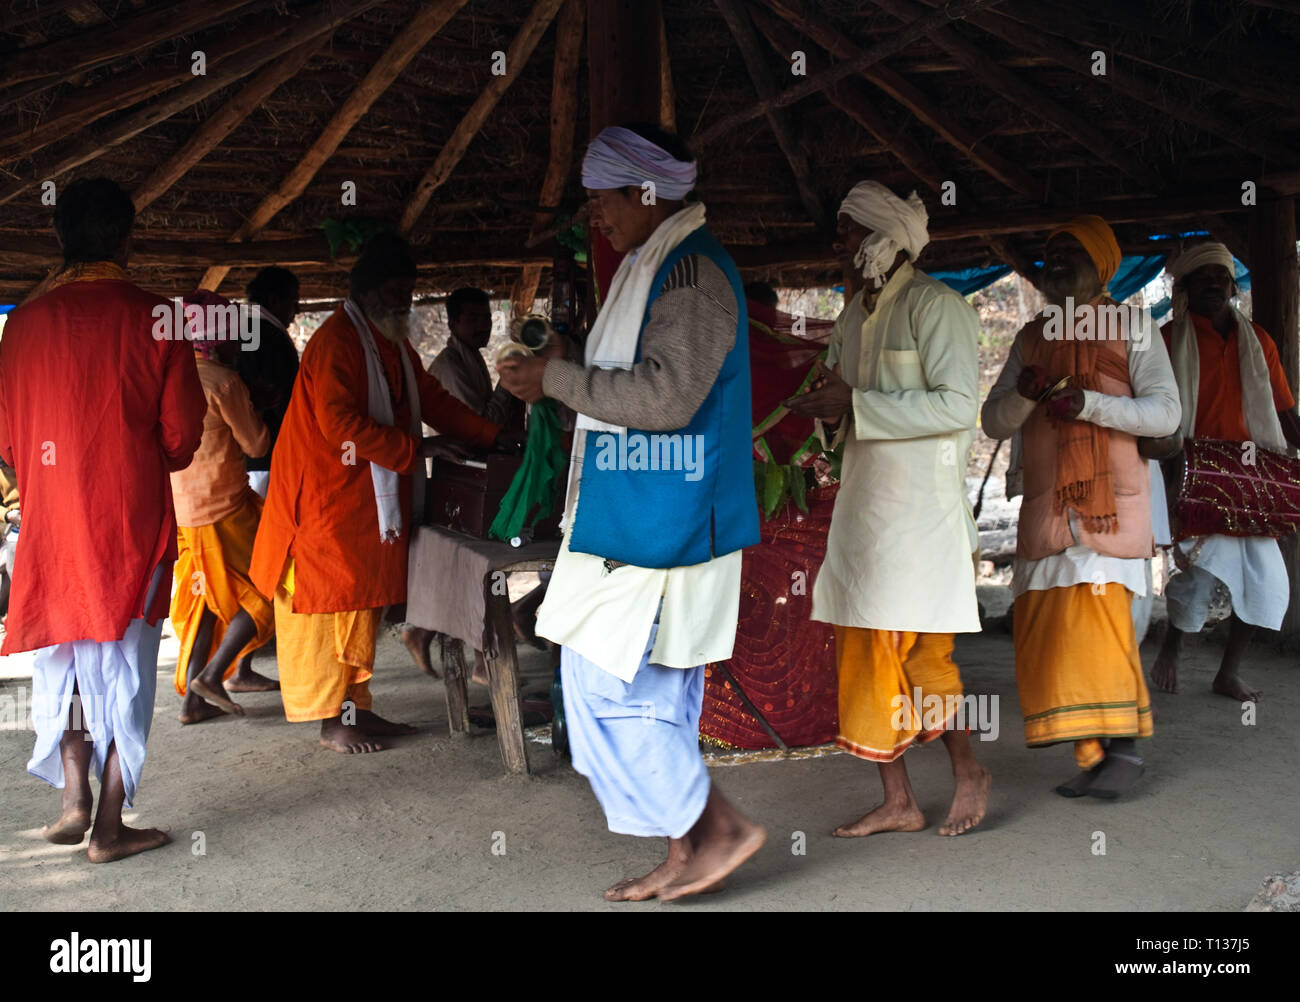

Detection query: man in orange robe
xmin=0 ymin=177 xmax=205 ymax=861
xmin=250 ymin=233 xmax=507 ymax=754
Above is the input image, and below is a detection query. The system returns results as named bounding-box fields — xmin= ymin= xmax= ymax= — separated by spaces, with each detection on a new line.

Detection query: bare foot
xmin=1151 ymin=647 xmax=1179 ymax=694
xmin=938 ymin=765 xmax=991 ymax=836
xmin=1212 ymin=673 xmax=1261 ymax=702
xmin=401 ymin=626 xmax=439 ymax=679
xmin=658 ymin=821 xmax=766 ymax=902
xmin=833 ymin=800 xmax=926 ymax=838
xmin=87 ymin=826 xmax=171 ymax=863
xmin=605 ymin=858 xmax=689 ymax=902
xmin=177 ymin=701 xmax=227 ymax=725
xmin=471 ymin=650 xmax=488 ymax=686
xmin=189 ymin=677 xmax=245 ymax=717
xmin=319 ymin=718 xmax=384 ymax=754
xmin=226 ymin=669 xmax=280 ymax=692
xmin=42 ymin=806 xmax=91 ymax=845
xmin=355 ymin=709 xmax=417 ymax=736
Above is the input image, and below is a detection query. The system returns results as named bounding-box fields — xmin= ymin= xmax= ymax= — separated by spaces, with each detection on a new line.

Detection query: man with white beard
xmin=250 ymin=234 xmax=515 ymax=754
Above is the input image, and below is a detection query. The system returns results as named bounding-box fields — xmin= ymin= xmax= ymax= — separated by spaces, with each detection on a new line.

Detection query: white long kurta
xmin=811 ymin=261 xmax=981 ymax=634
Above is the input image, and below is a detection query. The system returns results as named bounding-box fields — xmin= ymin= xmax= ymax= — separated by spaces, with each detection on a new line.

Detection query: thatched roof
xmin=2 ymin=0 xmax=1298 ymax=305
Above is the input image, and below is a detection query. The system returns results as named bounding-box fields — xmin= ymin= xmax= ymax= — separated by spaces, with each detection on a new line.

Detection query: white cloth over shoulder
xmin=27 ymin=616 xmax=163 ymax=808
xmin=811 ymin=261 xmax=981 ymax=633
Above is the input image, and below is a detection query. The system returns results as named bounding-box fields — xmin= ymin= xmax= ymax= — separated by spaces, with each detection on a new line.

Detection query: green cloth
xmin=489 ymin=399 xmax=566 ymax=541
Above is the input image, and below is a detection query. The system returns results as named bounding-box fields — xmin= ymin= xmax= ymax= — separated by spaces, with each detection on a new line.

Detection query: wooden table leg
xmin=442 ymin=637 xmax=470 ymax=736
xmin=484 ymin=590 xmax=529 ymax=775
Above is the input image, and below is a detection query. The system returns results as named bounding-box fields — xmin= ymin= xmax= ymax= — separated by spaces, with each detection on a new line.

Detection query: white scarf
xmin=343 ymin=298 xmax=425 ymax=542
xmin=577 ymin=202 xmax=707 ymax=435
xmin=1168 ymin=298 xmax=1284 ymax=454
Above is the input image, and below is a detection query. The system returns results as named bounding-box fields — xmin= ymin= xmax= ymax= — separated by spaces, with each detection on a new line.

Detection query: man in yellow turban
xmin=982 ymin=216 xmax=1180 ymax=799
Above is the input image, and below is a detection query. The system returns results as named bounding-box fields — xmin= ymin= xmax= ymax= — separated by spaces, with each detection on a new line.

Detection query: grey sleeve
xmin=542 ymin=254 xmax=738 ymax=431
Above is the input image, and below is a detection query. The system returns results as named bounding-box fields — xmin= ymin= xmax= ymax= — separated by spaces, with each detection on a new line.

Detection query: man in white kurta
xmin=788 ymin=181 xmax=989 ymax=840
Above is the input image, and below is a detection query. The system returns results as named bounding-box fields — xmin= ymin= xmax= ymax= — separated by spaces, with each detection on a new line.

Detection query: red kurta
xmin=0 ymin=275 xmax=206 ymax=653
xmin=249 ymin=305 xmax=499 ymax=612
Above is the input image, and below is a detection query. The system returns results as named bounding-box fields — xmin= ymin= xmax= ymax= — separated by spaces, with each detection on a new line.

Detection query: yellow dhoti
xmin=835 ymin=627 xmax=963 ymax=762
xmin=171 ymin=496 xmax=275 ymax=695
xmin=1014 ymin=583 xmax=1152 ymax=769
xmin=273 ymin=559 xmax=380 ymax=723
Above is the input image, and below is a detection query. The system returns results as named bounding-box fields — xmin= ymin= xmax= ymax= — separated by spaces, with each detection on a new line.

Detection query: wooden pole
xmin=397 ymin=0 xmax=566 ymax=238
xmin=1249 ymin=197 xmax=1300 ymax=640
xmin=198 ymin=0 xmax=469 ymax=291
xmin=510 ymin=0 xmax=585 ymax=318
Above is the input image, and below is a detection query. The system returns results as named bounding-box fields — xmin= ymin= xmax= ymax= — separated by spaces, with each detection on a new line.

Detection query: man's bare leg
xmin=605 ymin=835 xmax=694 ymax=902
xmin=179 ymin=608 xmax=225 ymax=723
xmin=1212 ymin=614 xmax=1261 ymax=701
xmin=657 ymin=787 xmax=766 ymax=901
xmin=834 ymin=757 xmax=927 ymax=837
xmin=189 ymin=609 xmax=259 ymax=715
xmin=227 ymin=645 xmax=279 ymax=693
xmin=399 ymin=625 xmax=439 ymax=678
xmin=42 ymin=691 xmax=93 ymax=844
xmin=319 ymin=713 xmax=384 ymax=754
xmin=1151 ymin=623 xmax=1184 ymax=694
xmin=86 ymin=741 xmax=170 ymax=863
xmin=937 ymin=730 xmax=991 ymax=836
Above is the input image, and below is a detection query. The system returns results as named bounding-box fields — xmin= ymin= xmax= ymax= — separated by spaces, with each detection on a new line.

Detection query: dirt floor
xmin=1 ymin=586 xmax=1296 ymax=912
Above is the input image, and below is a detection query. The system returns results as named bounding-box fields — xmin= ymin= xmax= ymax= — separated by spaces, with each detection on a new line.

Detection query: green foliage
xmin=319 ymin=218 xmax=394 ymax=260
xmin=753 ymin=460 xmax=811 ymax=520
xmin=553 ymin=215 xmax=588 ymax=264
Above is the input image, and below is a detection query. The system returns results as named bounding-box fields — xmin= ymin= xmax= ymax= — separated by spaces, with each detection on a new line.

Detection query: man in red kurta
xmin=250 ymin=233 xmax=506 ymax=754
xmin=0 ymin=177 xmax=205 ymax=862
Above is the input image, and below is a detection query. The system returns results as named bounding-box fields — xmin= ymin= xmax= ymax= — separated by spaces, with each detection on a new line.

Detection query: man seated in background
xmin=430 ymin=286 xmax=523 ymax=427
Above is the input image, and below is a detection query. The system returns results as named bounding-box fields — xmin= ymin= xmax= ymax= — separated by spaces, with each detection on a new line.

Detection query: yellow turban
xmin=1048 ymin=214 xmax=1122 ymax=286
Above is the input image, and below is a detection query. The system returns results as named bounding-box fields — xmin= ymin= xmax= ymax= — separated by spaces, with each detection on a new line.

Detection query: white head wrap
xmin=838 ymin=181 xmax=930 ymax=287
xmin=581 ymin=126 xmax=698 ymax=200
xmin=1168 ymin=241 xmax=1235 ymax=285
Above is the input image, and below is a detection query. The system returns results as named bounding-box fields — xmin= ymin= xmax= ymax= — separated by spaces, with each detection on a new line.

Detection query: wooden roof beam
xmin=510 ymin=0 xmax=585 ymax=316
xmin=715 ymin=0 xmax=827 ymax=230
xmin=755 ymin=0 xmax=1041 ymax=201
xmin=197 ymin=0 xmax=470 ymax=292
xmin=871 ymin=0 xmax=1158 ymax=190
xmin=0 ymin=0 xmax=385 ymax=208
xmin=398 ymin=0 xmax=566 ymax=237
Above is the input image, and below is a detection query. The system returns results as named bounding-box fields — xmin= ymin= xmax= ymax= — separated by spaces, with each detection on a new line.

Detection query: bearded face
xmin=368 ymin=305 xmax=412 ymax=344
xmin=358 ymin=275 xmax=416 ymax=343
xmin=1041 ymin=233 xmax=1102 ymax=307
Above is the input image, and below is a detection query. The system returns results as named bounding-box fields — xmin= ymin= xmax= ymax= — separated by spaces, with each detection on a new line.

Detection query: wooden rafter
xmin=658 ymin=5 xmax=677 ymax=132
xmin=757 ymin=0 xmax=1040 ymax=200
xmin=0 ymin=0 xmax=384 ymax=208
xmin=0 ymin=0 xmax=262 ymax=96
xmin=398 ymin=0 xmax=566 ymax=237
xmin=953 ymin=2 xmax=1300 ymax=164
xmin=715 ymin=0 xmax=827 ymax=229
xmin=692 ymin=0 xmax=1005 ymax=149
xmin=510 ymin=0 xmax=585 ymax=317
xmin=198 ymin=0 xmax=469 ymax=291
xmin=132 ymin=37 xmax=326 ymax=213
xmin=871 ymin=0 xmax=1157 ymax=189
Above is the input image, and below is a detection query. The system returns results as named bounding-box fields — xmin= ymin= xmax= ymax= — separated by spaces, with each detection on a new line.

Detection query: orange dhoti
xmin=171 ymin=496 xmax=275 ymax=695
xmin=834 ymin=627 xmax=963 ymax=762
xmin=273 ymin=560 xmax=381 ymax=723
xmin=1014 ymin=583 xmax=1153 ymax=770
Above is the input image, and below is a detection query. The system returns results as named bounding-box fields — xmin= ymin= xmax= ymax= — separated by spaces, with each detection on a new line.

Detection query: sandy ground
xmin=1 ymin=587 xmax=1297 ymax=912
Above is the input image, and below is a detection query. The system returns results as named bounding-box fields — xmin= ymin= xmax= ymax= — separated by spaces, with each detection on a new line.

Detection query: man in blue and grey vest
xmin=497 ymin=123 xmax=765 ymax=902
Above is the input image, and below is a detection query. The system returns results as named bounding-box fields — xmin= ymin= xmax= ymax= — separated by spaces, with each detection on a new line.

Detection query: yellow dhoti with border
xmin=835 ymin=626 xmax=964 ymax=762
xmin=273 ymin=559 xmax=380 ymax=723
xmin=1014 ymin=583 xmax=1152 ymax=769
xmin=171 ymin=496 xmax=275 ymax=695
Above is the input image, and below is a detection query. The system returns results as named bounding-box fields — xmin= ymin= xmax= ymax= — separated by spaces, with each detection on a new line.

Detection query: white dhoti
xmin=27 ymin=616 xmax=163 ymax=808
xmin=1165 ymin=534 xmax=1288 ymax=632
xmin=560 ymin=617 xmax=710 ymax=839
xmin=247 ymin=470 xmax=271 ymax=498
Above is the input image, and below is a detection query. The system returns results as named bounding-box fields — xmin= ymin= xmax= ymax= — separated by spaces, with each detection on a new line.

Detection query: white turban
xmin=838 ymin=181 xmax=930 ymax=287
xmin=1167 ymin=241 xmax=1235 ymax=285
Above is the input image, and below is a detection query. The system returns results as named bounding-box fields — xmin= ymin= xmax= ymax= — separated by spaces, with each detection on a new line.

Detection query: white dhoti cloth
xmin=27 ymin=616 xmax=163 ymax=808
xmin=561 ymin=617 xmax=710 ymax=838
xmin=247 ymin=470 xmax=271 ymax=498
xmin=1165 ymin=534 xmax=1288 ymax=632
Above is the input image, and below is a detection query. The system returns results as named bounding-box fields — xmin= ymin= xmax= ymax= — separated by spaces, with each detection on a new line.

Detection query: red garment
xmin=0 ymin=275 xmax=205 ymax=653
xmin=1161 ymin=315 xmax=1296 ymax=441
xmin=250 ymin=305 xmax=500 ymax=612
xmin=747 ymin=300 xmax=834 ymax=466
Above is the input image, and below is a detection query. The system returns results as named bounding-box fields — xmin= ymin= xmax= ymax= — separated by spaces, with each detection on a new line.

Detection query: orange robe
xmin=0 ymin=266 xmax=204 ymax=653
xmin=249 ymin=305 xmax=499 ymax=720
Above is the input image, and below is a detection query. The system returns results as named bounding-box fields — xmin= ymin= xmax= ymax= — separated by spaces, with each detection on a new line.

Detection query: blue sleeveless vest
xmin=568 ymin=226 xmax=760 ymax=568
